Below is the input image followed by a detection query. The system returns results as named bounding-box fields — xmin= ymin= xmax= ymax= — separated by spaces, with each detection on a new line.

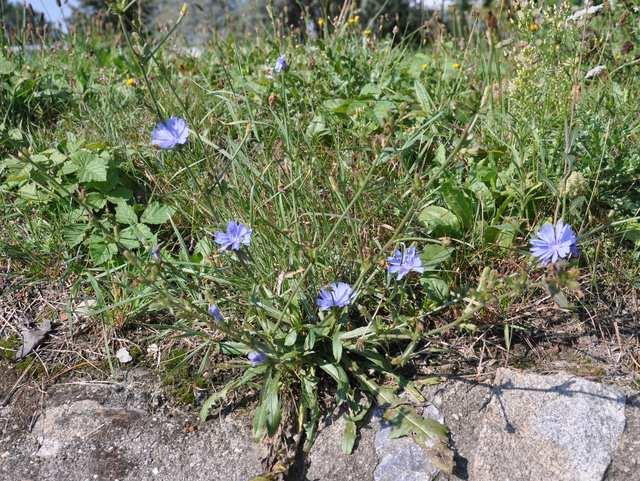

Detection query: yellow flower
xmin=528 ymin=22 xmax=540 ymax=32
xmin=126 ymin=77 xmax=136 ymax=87
xmin=420 ymin=63 xmax=428 ymax=71
xmin=347 ymin=15 xmax=360 ymax=26
xmin=363 ymin=29 xmax=372 ymax=38
xmin=452 ymin=63 xmax=461 ymax=70
xmin=180 ymin=3 xmax=188 ymax=16
xmin=318 ymin=18 xmax=325 ymax=27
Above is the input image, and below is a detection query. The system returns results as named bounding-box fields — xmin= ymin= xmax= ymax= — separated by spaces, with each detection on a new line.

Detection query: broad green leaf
xmin=306 ymin=115 xmax=328 ymax=138
xmin=418 ymin=205 xmax=460 ymax=236
xmin=85 ymin=192 xmax=107 ymax=211
xmin=421 ymin=277 xmax=450 ymax=302
xmin=115 ymin=202 xmax=138 ymax=225
xmin=359 ymin=83 xmax=381 ymax=98
xmin=421 ymin=245 xmax=453 ymax=269
xmin=304 ymin=328 xmax=317 ymax=350
xmin=441 ymin=182 xmax=476 ymax=229
xmin=484 ymin=223 xmax=518 ymax=248
xmin=49 ymin=150 xmax=67 ymax=165
xmin=219 ymin=341 xmax=250 ymax=355
xmin=62 ymin=223 xmax=89 ymax=248
xmin=341 ymin=419 xmax=357 ymax=454
xmin=17 ymin=182 xmax=39 ymax=200
xmin=414 ymin=80 xmax=432 ymax=113
xmin=0 ymin=56 xmax=15 ymax=75
xmin=373 ymin=100 xmax=395 ymax=125
xmin=74 ymin=151 xmax=108 ymax=183
xmin=88 ymin=236 xmax=117 ymax=264
xmin=434 ymin=144 xmax=446 ymax=166
xmin=332 ymin=330 xmax=343 ymax=363
xmin=284 ymin=330 xmax=297 ymax=347
xmin=31 ymin=154 xmax=49 ymax=165
xmin=61 ymin=159 xmax=79 ymax=175
xmin=253 ymin=370 xmax=281 ymax=439
xmin=621 ymin=222 xmax=640 ymax=245
xmin=469 ymin=180 xmax=495 ymax=213
xmin=323 ymin=98 xmax=351 ymax=114
xmin=341 ymin=325 xmax=372 ymax=340
xmin=119 ymin=223 xmax=154 ymax=249
xmin=319 ymin=363 xmax=349 ymax=387
xmin=141 ymin=202 xmax=175 ymax=224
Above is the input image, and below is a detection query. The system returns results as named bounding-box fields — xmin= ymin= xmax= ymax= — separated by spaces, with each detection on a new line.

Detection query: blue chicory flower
xmin=317 ymin=282 xmax=356 ymax=311
xmin=530 ymin=220 xmax=579 ymax=266
xmin=274 ymin=55 xmax=288 ymax=73
xmin=207 ymin=304 xmax=224 ymax=323
xmin=214 ymin=220 xmax=252 ymax=251
xmin=248 ymin=351 xmax=267 ymax=366
xmin=387 ymin=246 xmax=425 ymax=280
xmin=151 ymin=117 xmax=189 ymax=149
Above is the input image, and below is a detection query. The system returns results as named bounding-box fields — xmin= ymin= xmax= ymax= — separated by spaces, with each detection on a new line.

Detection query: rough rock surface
xmin=304 ymin=412 xmax=377 ymax=481
xmin=0 ymin=371 xmax=266 ymax=481
xmin=470 ymin=368 xmax=626 ymax=481
xmin=2 ymin=366 xmax=639 ymax=481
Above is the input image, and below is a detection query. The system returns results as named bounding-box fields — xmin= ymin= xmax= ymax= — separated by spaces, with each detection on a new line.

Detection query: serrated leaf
xmin=115 ymin=202 xmax=138 ymax=225
xmin=119 ymin=223 xmax=154 ymax=249
xmin=88 ymin=235 xmax=117 ymax=264
xmin=341 ymin=419 xmax=357 ymax=454
xmin=141 ymin=202 xmax=175 ymax=224
xmin=85 ymin=192 xmax=107 ymax=211
xmin=63 ymin=223 xmax=90 ymax=247
xmin=352 ymin=370 xmax=449 ymax=446
xmin=74 ymin=151 xmax=108 ymax=183
xmin=302 ymin=374 xmax=321 ymax=451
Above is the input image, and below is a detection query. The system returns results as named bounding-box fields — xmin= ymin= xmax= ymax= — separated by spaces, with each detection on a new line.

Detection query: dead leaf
xmin=15 ymin=319 xmax=52 ymax=360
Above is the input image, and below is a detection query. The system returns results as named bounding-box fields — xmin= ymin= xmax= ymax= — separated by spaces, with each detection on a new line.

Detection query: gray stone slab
xmin=605 ymin=390 xmax=640 ymax=481
xmin=470 ymin=368 xmax=626 ymax=481
xmin=1 ymin=379 xmax=266 ymax=481
xmin=304 ymin=412 xmax=377 ymax=481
